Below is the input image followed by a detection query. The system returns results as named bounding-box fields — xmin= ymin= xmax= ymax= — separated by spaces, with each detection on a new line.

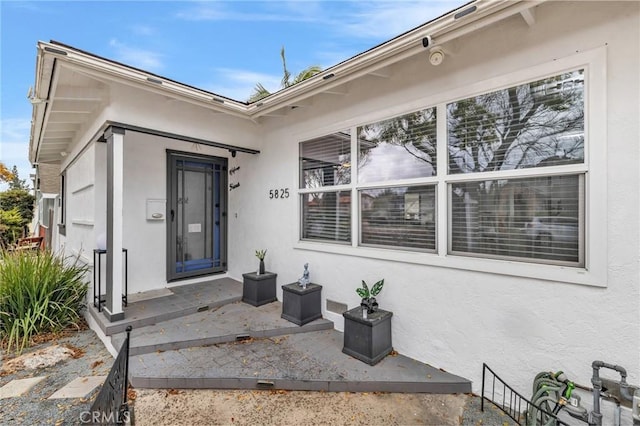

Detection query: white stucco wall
xmin=60 ymin=83 xmax=259 ymax=296
xmin=62 ymin=143 xmax=96 ymax=265
xmin=227 ymin=0 xmax=639 ymax=402
xmin=121 ymin=131 xmax=244 ymax=293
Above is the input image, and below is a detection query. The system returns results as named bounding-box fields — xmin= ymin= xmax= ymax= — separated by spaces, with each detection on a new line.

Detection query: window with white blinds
xmin=446 ymin=69 xmax=585 ymax=266
xmin=360 ymin=185 xmax=436 ymax=250
xmin=299 ymin=132 xmax=351 ymax=243
xmin=301 ymin=191 xmax=351 ymax=242
xmin=449 ymin=174 xmax=583 ymax=265
xmin=298 ymin=67 xmax=588 ymax=268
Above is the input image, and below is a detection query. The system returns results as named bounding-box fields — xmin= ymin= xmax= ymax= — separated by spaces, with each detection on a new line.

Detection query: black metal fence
xmin=481 ymin=363 xmax=569 ymax=426
xmin=88 ymin=326 xmax=132 ymax=425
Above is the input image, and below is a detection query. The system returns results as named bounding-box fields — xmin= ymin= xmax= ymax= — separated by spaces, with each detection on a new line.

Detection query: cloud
xmin=358 ymin=142 xmax=434 ymax=183
xmin=131 ymin=25 xmax=156 ymax=37
xmin=176 ymin=1 xmax=464 ymax=40
xmin=0 ymin=118 xmax=33 ymax=186
xmin=5 ymin=1 xmax=49 ymax=13
xmin=336 ymin=1 xmax=465 ymax=39
xmin=176 ymin=1 xmax=317 ymax=23
xmin=108 ymin=39 xmax=164 ymax=71
xmin=202 ymin=68 xmax=282 ymax=102
xmin=1 ymin=118 xmax=30 ymax=143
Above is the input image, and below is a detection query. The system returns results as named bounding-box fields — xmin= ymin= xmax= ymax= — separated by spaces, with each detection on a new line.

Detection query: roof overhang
xmin=29 ymin=0 xmax=541 ymax=164
xmin=246 ymin=0 xmax=543 ymax=118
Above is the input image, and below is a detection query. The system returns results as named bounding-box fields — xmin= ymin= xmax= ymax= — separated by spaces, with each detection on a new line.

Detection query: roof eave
xmin=248 ymin=0 xmax=542 ymax=118
xmin=36 ymin=40 xmax=252 ymax=116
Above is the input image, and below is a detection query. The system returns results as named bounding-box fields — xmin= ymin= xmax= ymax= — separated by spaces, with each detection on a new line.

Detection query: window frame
xmin=294 ymin=47 xmax=607 ymax=287
xmin=58 ymin=171 xmax=66 ymax=236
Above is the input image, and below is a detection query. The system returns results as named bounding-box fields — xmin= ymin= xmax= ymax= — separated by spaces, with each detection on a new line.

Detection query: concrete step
xmin=129 ymin=329 xmax=472 ymax=394
xmin=112 ymin=300 xmax=334 ymax=356
xmin=87 ymin=278 xmax=242 ymax=336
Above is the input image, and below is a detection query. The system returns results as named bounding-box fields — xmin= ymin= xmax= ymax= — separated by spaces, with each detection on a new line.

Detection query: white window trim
xmin=294 ymin=46 xmax=607 ymax=288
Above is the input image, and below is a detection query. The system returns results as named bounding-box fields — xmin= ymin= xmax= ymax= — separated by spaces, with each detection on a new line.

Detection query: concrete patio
xmin=88 ymin=278 xmax=472 ymax=394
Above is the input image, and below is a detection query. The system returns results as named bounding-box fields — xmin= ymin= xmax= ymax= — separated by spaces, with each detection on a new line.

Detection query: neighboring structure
xmin=28 ymin=0 xmax=639 ymax=402
xmin=31 ymin=163 xmax=60 ymax=249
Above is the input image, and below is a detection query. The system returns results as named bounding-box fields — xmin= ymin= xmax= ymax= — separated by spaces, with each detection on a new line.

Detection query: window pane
xmin=358 ymin=108 xmax=436 ymax=183
xmin=448 ymin=70 xmax=584 ymax=174
xmin=360 ymin=185 xmax=436 ymax=250
xmin=450 ymin=174 xmax=583 ymax=265
xmin=301 ymin=191 xmax=351 ymax=242
xmin=300 ymin=132 xmax=351 ymax=189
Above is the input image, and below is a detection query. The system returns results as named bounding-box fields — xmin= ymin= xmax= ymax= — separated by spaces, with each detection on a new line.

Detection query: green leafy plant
xmin=356 ymin=279 xmax=384 ymax=314
xmin=0 ymin=249 xmax=89 ymax=354
xmin=255 ymin=249 xmax=267 ymax=261
xmin=0 ymin=208 xmax=24 ymax=248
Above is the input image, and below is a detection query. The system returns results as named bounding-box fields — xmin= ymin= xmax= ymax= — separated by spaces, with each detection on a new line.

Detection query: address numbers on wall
xmin=269 ymin=188 xmax=290 ymax=199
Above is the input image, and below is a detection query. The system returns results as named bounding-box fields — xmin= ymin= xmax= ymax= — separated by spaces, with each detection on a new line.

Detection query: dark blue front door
xmin=167 ymin=152 xmax=227 ymax=280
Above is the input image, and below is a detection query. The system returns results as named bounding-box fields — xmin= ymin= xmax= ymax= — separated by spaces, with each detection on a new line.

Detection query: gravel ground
xmin=0 ymin=328 xmax=112 ymax=425
xmin=0 ymin=327 xmax=515 ymax=425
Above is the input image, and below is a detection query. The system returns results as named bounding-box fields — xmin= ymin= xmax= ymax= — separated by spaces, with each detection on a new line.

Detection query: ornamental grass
xmin=0 ymin=249 xmax=89 ymax=354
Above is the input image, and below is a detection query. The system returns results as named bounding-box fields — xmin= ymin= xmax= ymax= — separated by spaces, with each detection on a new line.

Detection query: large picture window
xmin=447 ymin=70 xmax=585 ymax=266
xmin=298 ymin=65 xmax=590 ymax=272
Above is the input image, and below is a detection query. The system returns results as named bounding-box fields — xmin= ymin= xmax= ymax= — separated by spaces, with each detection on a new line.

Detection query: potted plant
xmin=342 ymin=279 xmax=393 ymax=365
xmin=255 ymin=249 xmax=267 ymax=275
xmin=357 ymin=279 xmax=384 ymax=317
xmin=242 ymin=249 xmax=277 ymax=306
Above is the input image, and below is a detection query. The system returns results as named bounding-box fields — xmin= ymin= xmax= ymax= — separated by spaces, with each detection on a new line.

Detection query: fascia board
xmin=37 ymin=42 xmax=251 ymax=120
xmin=30 ymin=49 xmax=56 ymax=163
xmin=248 ymin=0 xmax=541 ymax=119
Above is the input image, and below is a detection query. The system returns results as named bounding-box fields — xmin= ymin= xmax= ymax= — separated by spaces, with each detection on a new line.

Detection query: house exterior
xmin=28 ymin=0 xmax=639 ymax=400
xmin=30 ymin=163 xmax=60 ymax=249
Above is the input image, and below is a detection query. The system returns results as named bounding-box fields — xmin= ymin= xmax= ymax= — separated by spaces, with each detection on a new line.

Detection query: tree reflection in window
xmin=448 ymin=70 xmax=584 ymax=174
xmin=358 ymin=108 xmax=437 ymax=183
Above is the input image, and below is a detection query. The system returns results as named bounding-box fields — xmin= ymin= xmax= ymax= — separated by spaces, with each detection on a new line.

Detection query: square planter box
xmin=242 ymin=272 xmax=277 ymax=306
xmin=342 ymin=307 xmax=393 ymax=365
xmin=281 ymin=283 xmax=322 ymax=326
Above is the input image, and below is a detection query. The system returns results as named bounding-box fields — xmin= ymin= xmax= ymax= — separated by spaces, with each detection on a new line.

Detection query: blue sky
xmin=0 ymin=0 xmax=465 ymax=187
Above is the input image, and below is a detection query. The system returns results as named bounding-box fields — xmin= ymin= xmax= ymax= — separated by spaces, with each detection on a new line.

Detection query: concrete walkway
xmin=91 ymin=277 xmax=472 ymax=394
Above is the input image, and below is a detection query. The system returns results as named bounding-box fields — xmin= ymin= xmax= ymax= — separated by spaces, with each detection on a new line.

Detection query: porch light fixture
xmin=229 ymin=149 xmax=237 ymax=158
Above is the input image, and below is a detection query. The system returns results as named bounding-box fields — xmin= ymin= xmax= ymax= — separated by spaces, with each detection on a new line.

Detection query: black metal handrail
xmin=89 ymin=326 xmax=132 ymax=424
xmin=481 ymin=363 xmax=569 ymax=426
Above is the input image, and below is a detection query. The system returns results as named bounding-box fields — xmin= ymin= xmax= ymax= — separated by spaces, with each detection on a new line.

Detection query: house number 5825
xmin=269 ymin=188 xmax=290 ymax=199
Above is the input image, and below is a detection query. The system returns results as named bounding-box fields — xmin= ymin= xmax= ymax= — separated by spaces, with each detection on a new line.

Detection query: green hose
xmin=528 ymin=371 xmax=568 ymax=426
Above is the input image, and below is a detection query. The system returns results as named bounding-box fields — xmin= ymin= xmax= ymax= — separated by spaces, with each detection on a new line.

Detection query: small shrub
xmin=0 ymin=208 xmax=24 ymax=248
xmin=0 ymin=249 xmax=89 ymax=354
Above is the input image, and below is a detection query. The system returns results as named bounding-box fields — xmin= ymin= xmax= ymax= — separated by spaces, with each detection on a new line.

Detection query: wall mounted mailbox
xmin=146 ymin=199 xmax=166 ymax=221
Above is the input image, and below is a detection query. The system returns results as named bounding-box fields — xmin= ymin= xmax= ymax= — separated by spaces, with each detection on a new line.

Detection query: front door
xmin=167 ymin=151 xmax=227 ymax=281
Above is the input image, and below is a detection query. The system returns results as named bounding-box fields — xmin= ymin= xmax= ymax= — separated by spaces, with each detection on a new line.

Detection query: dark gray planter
xmin=242 ymin=272 xmax=277 ymax=306
xmin=342 ymin=307 xmax=393 ymax=365
xmin=281 ymin=283 xmax=322 ymax=326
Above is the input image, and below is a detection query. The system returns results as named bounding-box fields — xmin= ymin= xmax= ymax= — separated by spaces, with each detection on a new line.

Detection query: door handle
xmin=170 ymin=209 xmax=175 ymax=221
